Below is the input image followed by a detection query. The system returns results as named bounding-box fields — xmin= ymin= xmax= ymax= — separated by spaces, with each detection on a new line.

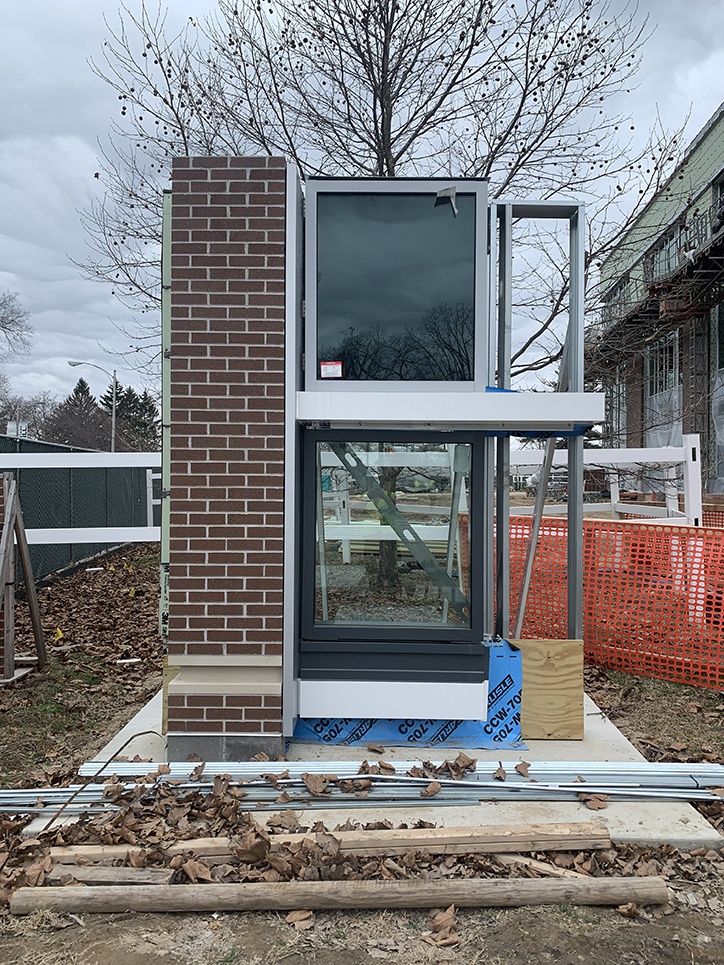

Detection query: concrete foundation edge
xmin=166 ymin=733 xmax=285 ymax=762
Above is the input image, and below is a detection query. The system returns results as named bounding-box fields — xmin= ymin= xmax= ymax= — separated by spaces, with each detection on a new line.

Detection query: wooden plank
xmin=46 ymin=865 xmax=173 ymax=886
xmin=49 ymin=823 xmax=610 ymax=864
xmin=13 ymin=502 xmax=47 ymax=667
xmin=1 ymin=477 xmax=18 ymax=682
xmin=494 ymin=854 xmax=588 ymax=879
xmin=10 ymin=876 xmax=670 ymax=914
xmin=516 ymin=639 xmax=584 ymax=740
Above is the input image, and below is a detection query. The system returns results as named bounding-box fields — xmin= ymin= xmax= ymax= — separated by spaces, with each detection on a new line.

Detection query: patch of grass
xmin=212 ymin=950 xmax=243 ymax=965
xmin=586 ymin=664 xmax=724 ymax=761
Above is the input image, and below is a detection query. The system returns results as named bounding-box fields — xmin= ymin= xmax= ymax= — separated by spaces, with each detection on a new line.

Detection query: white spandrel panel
xmin=298 ymin=679 xmax=489 ymax=720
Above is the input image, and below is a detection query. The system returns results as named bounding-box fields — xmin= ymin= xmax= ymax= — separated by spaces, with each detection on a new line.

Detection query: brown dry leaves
xmin=422 ymin=904 xmax=459 ymax=947
xmin=420 ymin=781 xmax=441 ymax=798
xmin=286 ymin=909 xmax=315 ymax=931
xmin=300 ymin=773 xmax=337 ymax=796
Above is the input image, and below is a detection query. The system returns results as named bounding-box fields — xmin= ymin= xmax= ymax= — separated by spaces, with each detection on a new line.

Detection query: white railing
xmin=509 ymin=435 xmax=703 ymax=527
xmin=0 ymin=451 xmax=161 ymax=545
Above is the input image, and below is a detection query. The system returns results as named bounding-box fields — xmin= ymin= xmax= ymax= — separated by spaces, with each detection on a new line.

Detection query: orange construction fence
xmin=509 ymin=516 xmax=724 ymax=691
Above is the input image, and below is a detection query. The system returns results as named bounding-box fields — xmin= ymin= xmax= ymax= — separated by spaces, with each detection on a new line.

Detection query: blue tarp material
xmin=292 ymin=641 xmax=524 ymax=749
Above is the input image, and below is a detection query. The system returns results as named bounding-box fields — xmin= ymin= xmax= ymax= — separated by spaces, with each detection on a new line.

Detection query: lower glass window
xmin=303 ymin=434 xmax=479 ymax=639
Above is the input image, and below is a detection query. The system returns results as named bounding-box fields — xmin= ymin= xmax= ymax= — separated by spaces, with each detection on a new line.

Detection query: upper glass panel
xmin=316 ymin=192 xmax=476 ymax=381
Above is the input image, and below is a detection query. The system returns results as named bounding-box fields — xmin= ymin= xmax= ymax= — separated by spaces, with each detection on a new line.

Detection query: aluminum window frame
xmin=299 ymin=428 xmax=485 ymax=651
xmin=304 ymin=178 xmax=489 ymax=392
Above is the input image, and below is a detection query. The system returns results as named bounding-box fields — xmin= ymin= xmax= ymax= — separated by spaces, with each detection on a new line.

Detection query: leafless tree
xmin=0 ymin=389 xmax=58 ymax=441
xmin=82 ymin=0 xmax=681 ymax=378
xmin=0 ymin=291 xmax=33 ymax=361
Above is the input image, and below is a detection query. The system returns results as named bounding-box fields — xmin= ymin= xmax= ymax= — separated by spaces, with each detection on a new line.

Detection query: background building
xmin=591 ymin=103 xmax=724 ymax=490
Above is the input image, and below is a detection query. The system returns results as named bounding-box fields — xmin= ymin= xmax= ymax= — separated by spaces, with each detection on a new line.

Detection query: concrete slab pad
xmin=286 ymin=695 xmax=647 ymax=764
xmin=95 ymin=690 xmax=166 ymax=763
xmin=78 ymin=690 xmax=722 ymax=851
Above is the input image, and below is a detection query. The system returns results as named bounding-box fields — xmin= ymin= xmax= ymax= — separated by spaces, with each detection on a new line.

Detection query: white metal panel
xmin=297 ymin=391 xmax=604 ymax=429
xmin=298 ymin=679 xmax=489 ymax=719
xmin=24 ymin=527 xmax=160 ymax=544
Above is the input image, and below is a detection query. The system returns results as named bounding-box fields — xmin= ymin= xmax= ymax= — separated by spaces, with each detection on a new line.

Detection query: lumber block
xmin=46 ymin=866 xmax=173 ymax=886
xmin=515 ymin=639 xmax=584 ymax=740
xmin=49 ymin=822 xmax=610 ymax=865
xmin=10 ymin=876 xmax=670 ymax=914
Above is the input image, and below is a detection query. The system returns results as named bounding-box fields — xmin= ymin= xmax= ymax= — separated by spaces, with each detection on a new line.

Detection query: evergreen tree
xmin=100 ymin=380 xmax=160 ymax=451
xmin=44 ymin=379 xmax=111 ymax=450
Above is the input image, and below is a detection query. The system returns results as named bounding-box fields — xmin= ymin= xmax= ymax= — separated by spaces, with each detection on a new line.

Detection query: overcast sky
xmin=1 ymin=0 xmax=723 ymax=403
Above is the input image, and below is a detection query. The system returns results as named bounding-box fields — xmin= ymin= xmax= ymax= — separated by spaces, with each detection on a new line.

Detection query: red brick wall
xmin=166 ymin=693 xmax=283 ymax=735
xmin=167 ymin=156 xmax=287 ymax=752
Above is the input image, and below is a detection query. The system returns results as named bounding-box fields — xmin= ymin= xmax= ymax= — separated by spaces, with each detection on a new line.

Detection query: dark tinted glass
xmin=316 ymin=192 xmax=476 ymax=381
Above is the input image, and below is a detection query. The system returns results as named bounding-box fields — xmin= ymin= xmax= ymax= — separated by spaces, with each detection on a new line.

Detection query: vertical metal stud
xmin=567 ymin=206 xmax=585 ymax=639
xmin=495 ymin=205 xmax=513 ymax=637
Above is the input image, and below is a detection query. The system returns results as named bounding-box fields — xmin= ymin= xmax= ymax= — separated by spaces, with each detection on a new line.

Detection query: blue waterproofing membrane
xmin=292 ymin=641 xmax=524 ymax=749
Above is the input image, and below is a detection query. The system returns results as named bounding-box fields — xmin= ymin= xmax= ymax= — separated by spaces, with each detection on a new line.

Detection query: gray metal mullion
xmin=567 ymin=206 xmax=585 ymax=638
xmin=494 ymin=205 xmax=512 ymax=637
xmin=567 ymin=435 xmax=584 ymax=639
xmin=487 ymin=204 xmax=498 ymax=386
xmin=481 ymin=436 xmax=495 ymax=636
xmin=495 ymin=437 xmax=510 ymax=637
xmin=568 ymin=205 xmax=585 ymax=393
xmin=497 ymin=204 xmax=513 ymax=390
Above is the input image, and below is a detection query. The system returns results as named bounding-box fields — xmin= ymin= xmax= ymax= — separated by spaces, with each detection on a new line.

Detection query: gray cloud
xmin=0 ymin=0 xmax=722 ymax=402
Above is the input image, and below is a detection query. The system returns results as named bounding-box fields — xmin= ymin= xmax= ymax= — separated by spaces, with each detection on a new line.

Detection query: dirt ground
xmin=1 ymin=544 xmax=724 ymax=964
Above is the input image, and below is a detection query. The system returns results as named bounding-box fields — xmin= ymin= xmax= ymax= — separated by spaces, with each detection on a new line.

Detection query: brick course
xmin=167 ymin=156 xmax=286 ymax=749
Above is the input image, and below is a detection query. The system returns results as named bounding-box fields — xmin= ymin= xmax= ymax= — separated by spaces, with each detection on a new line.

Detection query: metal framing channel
xmin=481 ymin=205 xmax=497 ymax=635
xmin=282 ymin=166 xmax=304 ymax=736
xmin=159 ymin=190 xmax=172 ymax=640
xmin=567 ymin=205 xmax=585 ymax=639
xmin=495 ymin=204 xmax=512 ymax=638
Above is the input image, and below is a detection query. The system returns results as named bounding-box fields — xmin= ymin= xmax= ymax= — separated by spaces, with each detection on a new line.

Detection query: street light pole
xmin=68 ymin=361 xmax=117 ymax=452
xmin=110 ymin=371 xmax=117 ymax=453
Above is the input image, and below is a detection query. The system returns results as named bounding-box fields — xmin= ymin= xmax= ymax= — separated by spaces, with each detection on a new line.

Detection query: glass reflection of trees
xmin=319 ymin=301 xmax=473 ymax=381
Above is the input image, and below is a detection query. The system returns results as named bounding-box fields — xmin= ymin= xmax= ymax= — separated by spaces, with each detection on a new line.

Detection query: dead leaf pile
xmin=2 ymin=544 xmax=163 ymax=789
xmin=405 ymin=751 xmax=477 ymax=782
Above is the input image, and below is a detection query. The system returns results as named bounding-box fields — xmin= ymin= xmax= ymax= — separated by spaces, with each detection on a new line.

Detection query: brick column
xmin=166 ymin=156 xmax=287 ymax=760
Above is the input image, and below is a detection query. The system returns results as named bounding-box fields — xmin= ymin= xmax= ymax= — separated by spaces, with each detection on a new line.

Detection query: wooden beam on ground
xmin=10 ymin=876 xmax=670 ymax=914
xmin=49 ymin=822 xmax=611 ymax=865
xmin=46 ymin=866 xmax=173 ymax=887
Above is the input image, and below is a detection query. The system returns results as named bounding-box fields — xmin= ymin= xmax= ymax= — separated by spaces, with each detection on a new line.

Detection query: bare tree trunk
xmin=377 ymin=464 xmax=400 ymax=588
